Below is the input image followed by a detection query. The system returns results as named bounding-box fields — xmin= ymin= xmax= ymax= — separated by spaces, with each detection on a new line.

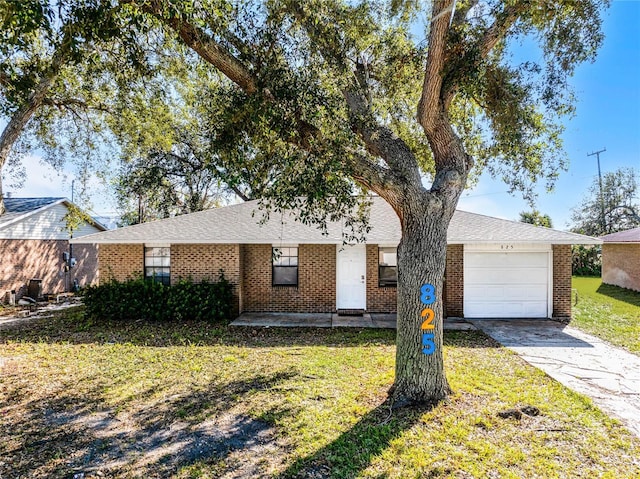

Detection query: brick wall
xmin=366 ymin=244 xmax=397 ymax=312
xmin=552 ymin=244 xmax=572 ymax=320
xmin=444 ymin=244 xmax=464 ymax=317
xmin=602 ymin=243 xmax=640 ymax=292
xmin=170 ymin=244 xmax=240 ymax=284
xmin=99 ymin=244 xmax=143 ymax=282
xmin=241 ymin=244 xmax=336 ymax=312
xmin=171 ymin=244 xmax=241 ymax=315
xmin=0 ymin=239 xmax=98 ymax=301
xmin=70 ymin=243 xmax=99 ymax=289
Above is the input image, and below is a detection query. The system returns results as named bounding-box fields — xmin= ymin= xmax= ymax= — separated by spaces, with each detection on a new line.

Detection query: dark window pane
xmin=144 ymin=246 xmax=170 ymax=285
xmin=273 ymin=266 xmax=298 ymax=286
xmin=379 ymin=265 xmax=397 ymax=286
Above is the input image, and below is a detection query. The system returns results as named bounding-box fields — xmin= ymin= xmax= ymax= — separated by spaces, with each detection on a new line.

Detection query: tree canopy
xmin=0 ymin=0 xmax=154 ymax=212
xmin=108 ymin=48 xmax=254 ymax=224
xmin=570 ymin=166 xmax=640 ymax=236
xmin=519 ymin=210 xmax=553 ymax=228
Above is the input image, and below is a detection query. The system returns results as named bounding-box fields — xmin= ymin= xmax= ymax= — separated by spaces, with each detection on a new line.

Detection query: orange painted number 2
xmin=421 ymin=308 xmax=435 ymax=330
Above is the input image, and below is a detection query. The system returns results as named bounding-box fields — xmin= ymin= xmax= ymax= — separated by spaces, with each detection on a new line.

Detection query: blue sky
xmin=6 ymin=0 xmax=640 ymax=229
xmin=458 ymin=0 xmax=640 ymax=228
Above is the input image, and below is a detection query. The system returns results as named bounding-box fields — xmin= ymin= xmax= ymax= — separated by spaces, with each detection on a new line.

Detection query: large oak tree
xmin=3 ymin=1 xmax=608 ymax=404
xmin=119 ymin=0 xmax=608 ymax=404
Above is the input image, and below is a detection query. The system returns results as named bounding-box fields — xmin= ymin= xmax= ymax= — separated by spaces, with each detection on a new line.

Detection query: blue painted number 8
xmin=420 ymin=284 xmax=435 ymax=305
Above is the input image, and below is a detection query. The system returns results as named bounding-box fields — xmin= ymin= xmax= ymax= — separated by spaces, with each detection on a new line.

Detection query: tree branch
xmin=442 ymin=2 xmax=526 ymax=107
xmin=287 ymin=1 xmax=422 ymax=190
xmin=607 ymin=205 xmax=640 ymax=222
xmin=343 ymin=90 xmax=423 ymax=188
xmin=42 ymin=97 xmax=111 ymax=114
xmin=135 ymin=0 xmax=258 ymax=94
xmin=477 ymin=3 xmax=524 ymax=60
xmin=417 ymin=0 xmax=452 ymax=132
xmin=0 ymin=31 xmax=73 ymax=212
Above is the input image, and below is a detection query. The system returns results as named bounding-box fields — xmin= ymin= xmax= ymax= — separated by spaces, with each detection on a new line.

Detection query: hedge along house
xmin=72 ymin=197 xmax=600 ymax=320
xmin=0 ymin=197 xmax=106 ymax=302
xmin=601 ymin=227 xmax=640 ymax=292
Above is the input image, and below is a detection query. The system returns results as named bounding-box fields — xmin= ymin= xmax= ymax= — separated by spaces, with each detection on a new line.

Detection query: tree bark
xmin=391 ymin=189 xmax=455 ymax=404
xmin=0 ymin=43 xmax=67 ymax=214
xmin=0 ymin=90 xmax=50 ymax=214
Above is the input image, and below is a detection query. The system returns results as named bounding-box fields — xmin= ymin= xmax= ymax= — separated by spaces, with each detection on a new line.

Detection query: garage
xmin=463 ymin=244 xmax=552 ymax=319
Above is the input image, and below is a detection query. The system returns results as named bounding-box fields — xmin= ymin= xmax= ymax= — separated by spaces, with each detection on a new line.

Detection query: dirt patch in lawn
xmin=41 ymin=408 xmax=284 ymax=478
xmin=3 ymin=383 xmax=288 ymax=478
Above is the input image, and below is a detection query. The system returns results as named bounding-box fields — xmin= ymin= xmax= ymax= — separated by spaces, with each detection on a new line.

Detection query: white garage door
xmin=464 ymin=250 xmax=550 ymax=318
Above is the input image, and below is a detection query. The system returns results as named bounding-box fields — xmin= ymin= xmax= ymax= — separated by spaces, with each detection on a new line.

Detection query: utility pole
xmin=587 ymin=148 xmax=606 ymax=232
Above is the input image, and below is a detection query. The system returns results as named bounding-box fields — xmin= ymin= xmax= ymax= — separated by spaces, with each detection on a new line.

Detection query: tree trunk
xmin=0 ymin=79 xmax=54 ymax=214
xmin=0 ymin=44 xmax=67 ymax=215
xmin=392 ymin=190 xmax=455 ymax=404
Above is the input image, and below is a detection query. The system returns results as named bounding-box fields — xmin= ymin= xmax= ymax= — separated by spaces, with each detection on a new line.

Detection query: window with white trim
xmin=272 ymin=247 xmax=298 ymax=286
xmin=144 ymin=246 xmax=170 ymax=285
xmin=378 ymin=247 xmax=397 ymax=287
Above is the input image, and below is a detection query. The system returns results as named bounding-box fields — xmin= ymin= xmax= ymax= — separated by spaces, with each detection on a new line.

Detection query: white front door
xmin=336 ymin=245 xmax=367 ymax=309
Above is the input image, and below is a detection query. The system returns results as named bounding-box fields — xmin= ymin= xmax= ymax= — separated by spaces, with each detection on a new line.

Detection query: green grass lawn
xmin=572 ymin=276 xmax=640 ymax=354
xmin=1 ymin=307 xmax=639 ymax=478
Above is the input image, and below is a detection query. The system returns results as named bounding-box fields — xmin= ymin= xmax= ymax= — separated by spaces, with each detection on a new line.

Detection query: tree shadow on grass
xmin=0 ymin=306 xmax=398 ymax=348
xmin=0 ymin=306 xmax=488 ymax=350
xmin=278 ymin=400 xmax=432 ymax=479
xmin=1 ymin=369 xmax=298 ymax=478
xmin=596 ymin=282 xmax=640 ymax=308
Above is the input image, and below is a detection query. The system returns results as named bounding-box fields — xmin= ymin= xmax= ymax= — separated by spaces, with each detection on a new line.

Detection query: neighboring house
xmin=601 ymin=227 xmax=640 ymax=292
xmin=0 ymin=197 xmax=106 ymax=302
xmin=72 ymin=197 xmax=600 ymax=320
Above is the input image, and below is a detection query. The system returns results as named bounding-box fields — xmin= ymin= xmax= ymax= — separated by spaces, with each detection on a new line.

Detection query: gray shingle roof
xmin=72 ymin=197 xmax=600 ymax=245
xmin=601 ymin=227 xmax=640 ymax=243
xmin=0 ymin=197 xmax=65 ymax=228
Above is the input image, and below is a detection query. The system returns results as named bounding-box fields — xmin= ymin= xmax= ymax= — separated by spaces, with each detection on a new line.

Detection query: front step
xmin=336 ymin=309 xmax=365 ymax=316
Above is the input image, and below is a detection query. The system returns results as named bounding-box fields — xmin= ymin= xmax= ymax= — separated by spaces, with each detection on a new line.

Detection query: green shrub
xmin=83 ymin=272 xmax=233 ymax=322
xmin=572 ymin=245 xmax=602 ymax=276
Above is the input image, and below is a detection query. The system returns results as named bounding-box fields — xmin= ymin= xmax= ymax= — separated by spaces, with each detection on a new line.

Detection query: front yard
xmin=572 ymin=277 xmax=640 ymax=354
xmin=1 ymin=308 xmax=639 ymax=478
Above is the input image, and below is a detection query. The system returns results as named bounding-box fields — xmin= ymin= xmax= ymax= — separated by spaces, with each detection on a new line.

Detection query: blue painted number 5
xmin=422 ymin=332 xmax=435 ymax=355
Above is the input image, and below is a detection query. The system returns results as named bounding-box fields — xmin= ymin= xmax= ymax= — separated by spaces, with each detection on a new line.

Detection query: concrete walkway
xmin=470 ymin=319 xmax=640 ymax=438
xmin=230 ymin=312 xmax=475 ymax=330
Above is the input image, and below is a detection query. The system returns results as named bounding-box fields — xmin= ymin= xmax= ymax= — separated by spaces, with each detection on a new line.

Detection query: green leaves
xmin=519 ymin=210 xmax=553 ymax=228
xmin=83 ymin=273 xmax=234 ymax=322
xmin=570 ymin=167 xmax=640 ymax=236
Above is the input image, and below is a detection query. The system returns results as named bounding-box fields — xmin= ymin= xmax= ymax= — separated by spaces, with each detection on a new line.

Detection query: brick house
xmin=601 ymin=227 xmax=640 ymax=292
xmin=0 ymin=197 xmax=105 ymax=302
xmin=73 ymin=197 xmax=600 ymax=320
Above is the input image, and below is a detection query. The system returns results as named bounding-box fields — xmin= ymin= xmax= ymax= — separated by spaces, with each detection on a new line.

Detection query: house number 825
xmin=420 ymin=284 xmax=436 ymax=355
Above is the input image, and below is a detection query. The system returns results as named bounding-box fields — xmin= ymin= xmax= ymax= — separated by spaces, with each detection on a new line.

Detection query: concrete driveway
xmin=470 ymin=319 xmax=640 ymax=438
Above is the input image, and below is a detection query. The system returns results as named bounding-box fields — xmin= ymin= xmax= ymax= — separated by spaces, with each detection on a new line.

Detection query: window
xmin=378 ymin=247 xmax=397 ymax=287
xmin=272 ymin=246 xmax=298 ymax=286
xmin=145 ymin=246 xmax=170 ymax=285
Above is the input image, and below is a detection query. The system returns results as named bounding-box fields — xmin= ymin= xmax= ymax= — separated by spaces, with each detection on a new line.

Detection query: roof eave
xmin=72 ymin=237 xmax=603 ymax=245
xmin=0 ymin=198 xmax=67 ymax=231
